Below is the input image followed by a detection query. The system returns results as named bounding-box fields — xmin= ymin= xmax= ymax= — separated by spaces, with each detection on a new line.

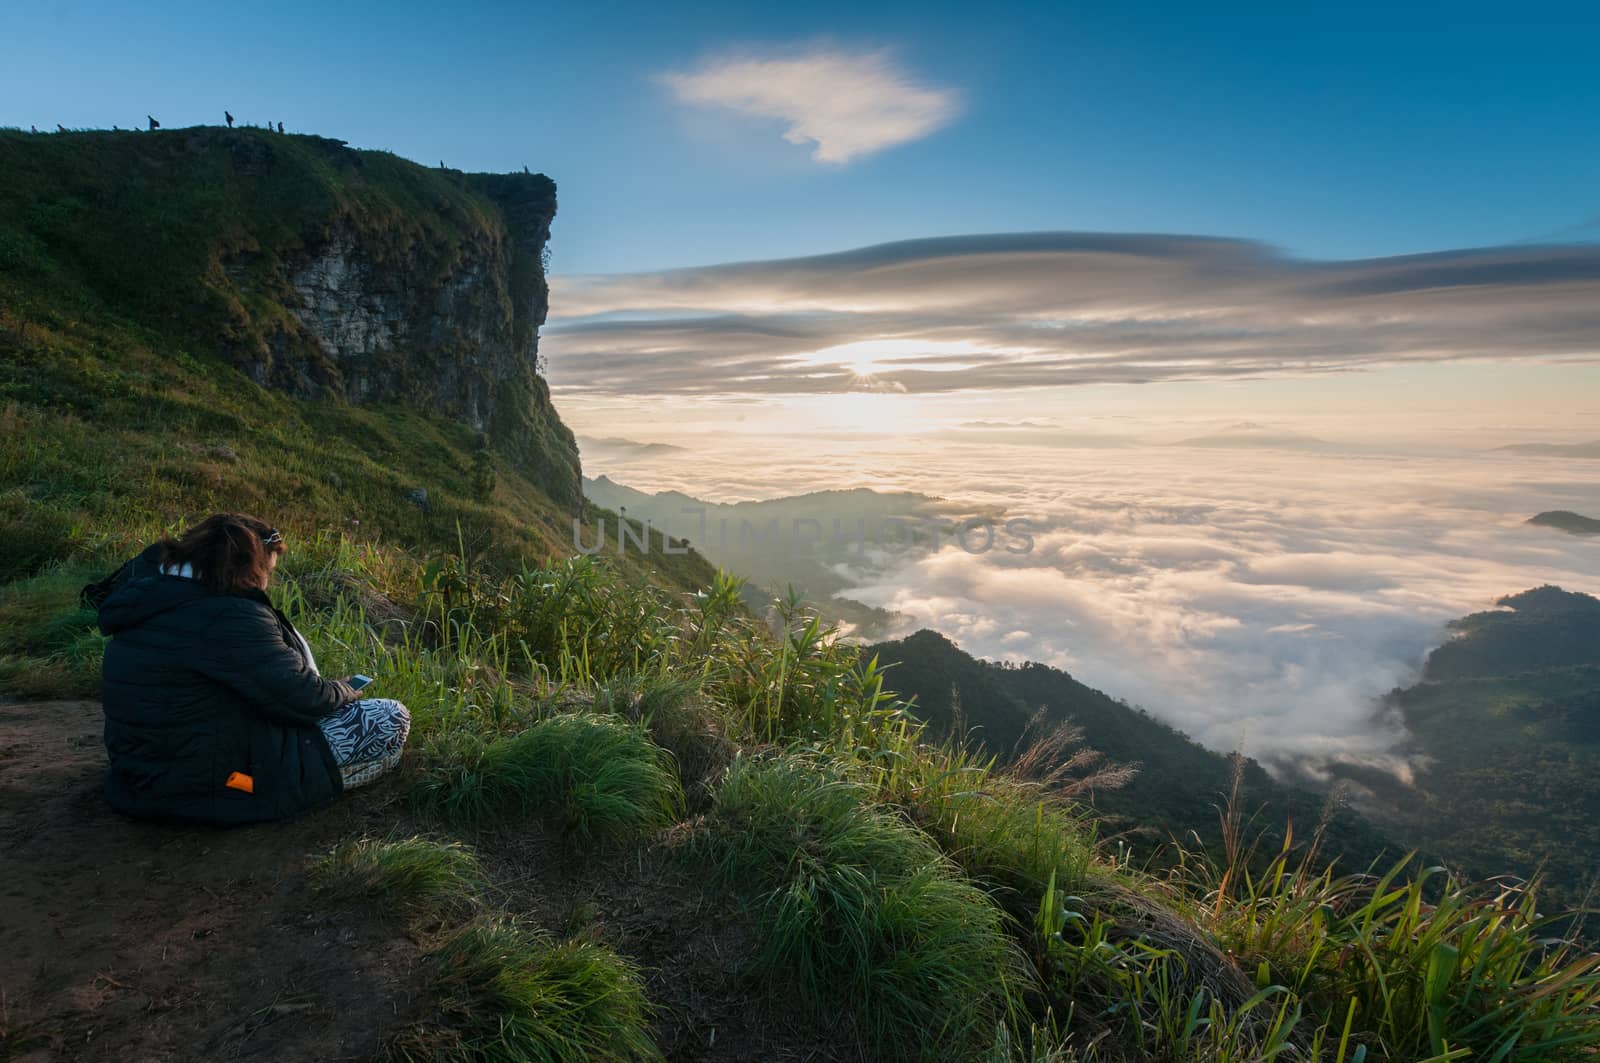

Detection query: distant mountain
xmin=1529 ymin=510 xmax=1600 ymax=536
xmin=958 ymin=419 xmax=1056 ymax=430
xmin=582 ymin=476 xmax=976 ymax=637
xmin=577 ymin=435 xmax=688 ymax=459
xmin=1356 ymin=586 xmax=1600 ymax=911
xmin=1424 ymin=585 xmax=1600 ymax=681
xmin=1172 ymin=422 xmax=1331 ymax=451
xmin=868 ymin=629 xmax=1394 ymax=868
xmin=946 ymin=423 xmax=1133 ymax=448
xmin=1493 ymin=440 xmax=1600 ymax=458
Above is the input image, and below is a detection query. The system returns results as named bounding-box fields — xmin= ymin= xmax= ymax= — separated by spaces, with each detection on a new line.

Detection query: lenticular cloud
xmin=546 ymin=234 xmax=1600 ymax=396
xmin=662 ymin=48 xmax=960 ymax=163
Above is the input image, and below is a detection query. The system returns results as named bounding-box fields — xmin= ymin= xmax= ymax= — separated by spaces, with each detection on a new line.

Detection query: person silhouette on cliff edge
xmin=225 ymin=110 xmax=234 ymax=128
xmin=147 ymin=115 xmax=160 ymax=130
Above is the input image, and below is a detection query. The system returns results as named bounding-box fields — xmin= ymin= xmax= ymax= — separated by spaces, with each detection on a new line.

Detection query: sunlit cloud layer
xmin=660 ymin=47 xmax=960 ymax=163
xmin=547 ymin=231 xmax=1600 ymax=779
xmin=544 ymin=234 xmax=1600 ymax=396
xmin=573 ymin=434 xmax=1600 ymax=778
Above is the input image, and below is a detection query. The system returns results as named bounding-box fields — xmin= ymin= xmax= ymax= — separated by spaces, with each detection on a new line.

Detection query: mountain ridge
xmin=866 ymin=627 xmax=1396 ymax=868
xmin=1 ymin=125 xmax=580 ymax=505
xmin=1529 ymin=510 xmax=1600 ymax=536
xmin=1493 ymin=440 xmax=1600 ymax=458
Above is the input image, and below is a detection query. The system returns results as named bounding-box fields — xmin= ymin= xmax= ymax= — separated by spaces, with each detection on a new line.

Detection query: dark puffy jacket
xmin=92 ymin=545 xmax=357 ymax=824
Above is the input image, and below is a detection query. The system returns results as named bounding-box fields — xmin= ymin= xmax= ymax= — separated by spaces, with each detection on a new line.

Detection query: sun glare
xmin=802 ymin=338 xmax=996 ymax=379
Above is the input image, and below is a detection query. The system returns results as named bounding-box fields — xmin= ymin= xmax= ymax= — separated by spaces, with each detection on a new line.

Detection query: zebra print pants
xmin=318 ymin=698 xmax=411 ymax=790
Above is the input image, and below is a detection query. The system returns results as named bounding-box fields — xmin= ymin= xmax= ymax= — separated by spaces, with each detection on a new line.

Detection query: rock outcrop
xmin=226 ymin=142 xmax=575 ymax=504
xmin=1 ymin=127 xmax=579 ymax=506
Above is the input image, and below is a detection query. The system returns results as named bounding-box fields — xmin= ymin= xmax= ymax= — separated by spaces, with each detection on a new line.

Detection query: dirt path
xmin=0 ymin=700 xmax=427 ymax=1062
xmin=0 ymin=701 xmax=863 ymax=1062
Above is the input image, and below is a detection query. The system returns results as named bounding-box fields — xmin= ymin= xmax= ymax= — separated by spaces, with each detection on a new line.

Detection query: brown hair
xmin=159 ymin=513 xmax=286 ymax=595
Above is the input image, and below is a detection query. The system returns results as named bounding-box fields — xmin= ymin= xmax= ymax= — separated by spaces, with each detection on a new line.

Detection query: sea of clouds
xmin=561 ymin=431 xmax=1600 ymax=780
xmin=541 ymin=230 xmax=1600 ymax=777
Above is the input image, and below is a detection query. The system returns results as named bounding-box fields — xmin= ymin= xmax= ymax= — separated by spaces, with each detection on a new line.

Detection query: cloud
xmin=544 ymin=234 xmax=1600 ymax=397
xmin=835 ymin=450 xmax=1600 ymax=775
xmin=570 ymin=430 xmax=1600 ymax=777
xmin=660 ymin=47 xmax=960 ymax=163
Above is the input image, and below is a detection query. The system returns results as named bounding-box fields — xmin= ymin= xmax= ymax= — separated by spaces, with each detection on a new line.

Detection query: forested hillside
xmin=1371 ymin=587 xmax=1600 ymax=911
xmin=869 ymin=629 xmax=1394 ymax=870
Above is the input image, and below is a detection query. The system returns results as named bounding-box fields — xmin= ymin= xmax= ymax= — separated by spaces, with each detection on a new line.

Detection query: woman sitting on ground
xmin=84 ymin=513 xmax=410 ymax=825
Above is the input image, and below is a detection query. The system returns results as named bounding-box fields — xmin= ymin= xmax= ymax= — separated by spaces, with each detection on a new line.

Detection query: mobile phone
xmin=350 ymin=674 xmax=374 ymax=691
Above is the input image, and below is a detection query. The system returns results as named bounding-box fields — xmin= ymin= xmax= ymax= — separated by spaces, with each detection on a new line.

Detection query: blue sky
xmin=5 ymin=1 xmax=1597 ymax=273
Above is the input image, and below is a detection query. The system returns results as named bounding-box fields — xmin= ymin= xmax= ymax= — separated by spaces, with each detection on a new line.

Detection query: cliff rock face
xmin=0 ymin=128 xmax=580 ymax=506
xmin=224 ymin=149 xmax=574 ymax=505
xmin=251 ymin=171 xmax=552 ymax=431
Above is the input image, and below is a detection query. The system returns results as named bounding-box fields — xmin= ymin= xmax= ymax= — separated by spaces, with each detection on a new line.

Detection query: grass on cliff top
xmin=0 ymin=126 xmax=546 ymax=345
xmin=0 ymin=124 xmax=585 ymax=506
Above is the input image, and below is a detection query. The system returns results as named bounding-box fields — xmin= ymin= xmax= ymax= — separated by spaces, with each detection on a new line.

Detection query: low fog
xmin=572 ymin=432 xmax=1600 ymax=779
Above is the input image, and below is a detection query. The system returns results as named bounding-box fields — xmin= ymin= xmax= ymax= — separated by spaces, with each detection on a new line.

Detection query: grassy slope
xmin=0 ymin=128 xmax=712 ymax=696
xmin=0 ymin=126 xmax=712 ymax=590
xmin=0 ymin=306 xmax=708 ymax=585
xmin=0 ymin=303 xmax=713 ymax=697
xmin=0 ymin=128 xmax=498 ymax=366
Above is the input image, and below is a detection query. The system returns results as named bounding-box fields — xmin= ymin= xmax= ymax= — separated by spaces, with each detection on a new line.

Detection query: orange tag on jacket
xmin=225 ymin=772 xmax=255 ymax=794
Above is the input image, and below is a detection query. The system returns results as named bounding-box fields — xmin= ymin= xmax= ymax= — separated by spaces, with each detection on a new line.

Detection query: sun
xmin=800 ymin=338 xmax=992 ymax=380
xmin=806 ymin=339 xmax=898 ymax=377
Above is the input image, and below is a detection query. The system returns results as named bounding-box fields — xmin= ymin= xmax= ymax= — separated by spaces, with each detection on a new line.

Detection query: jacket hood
xmin=97 ymin=569 xmax=214 ymax=634
xmin=94 ymin=543 xmax=279 ymax=635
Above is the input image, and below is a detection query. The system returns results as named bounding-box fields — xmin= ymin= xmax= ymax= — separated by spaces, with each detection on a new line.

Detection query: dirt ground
xmin=0 ymin=700 xmax=428 ymax=1062
xmin=0 ymin=700 xmax=864 ymax=1062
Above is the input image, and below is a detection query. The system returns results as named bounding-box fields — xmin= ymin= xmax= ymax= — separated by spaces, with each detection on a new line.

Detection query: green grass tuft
xmin=853 ymin=714 xmax=1099 ymax=902
xmin=311 ymin=836 xmax=486 ymax=925
xmin=414 ymin=713 xmax=684 ymax=844
xmin=586 ymin=675 xmax=736 ymax=810
xmin=397 ymin=918 xmax=660 ymax=1063
xmin=0 ymin=561 xmax=104 ymax=697
xmin=697 ymin=755 xmax=1020 ymax=1061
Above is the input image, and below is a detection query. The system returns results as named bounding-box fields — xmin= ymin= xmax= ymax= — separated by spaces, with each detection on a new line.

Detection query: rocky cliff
xmin=0 ymin=127 xmax=579 ymax=505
